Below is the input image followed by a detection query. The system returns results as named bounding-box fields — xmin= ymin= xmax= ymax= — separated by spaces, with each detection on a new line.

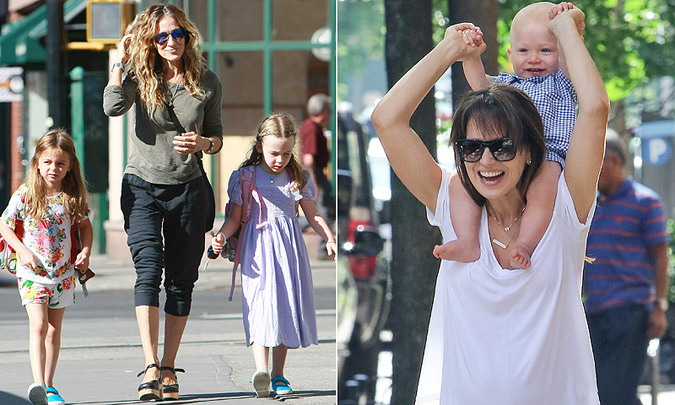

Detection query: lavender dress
xmin=228 ymin=165 xmax=318 ymax=348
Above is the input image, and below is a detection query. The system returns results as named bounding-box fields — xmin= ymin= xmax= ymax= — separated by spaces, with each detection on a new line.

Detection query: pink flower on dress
xmin=36 ymin=232 xmax=50 ymax=249
xmin=62 ymin=276 xmax=73 ymax=290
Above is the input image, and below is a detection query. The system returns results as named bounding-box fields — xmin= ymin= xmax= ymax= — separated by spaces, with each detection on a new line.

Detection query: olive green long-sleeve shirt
xmin=103 ymin=69 xmax=223 ymax=185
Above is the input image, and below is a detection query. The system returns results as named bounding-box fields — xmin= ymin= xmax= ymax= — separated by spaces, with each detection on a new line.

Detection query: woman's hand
xmin=443 ymin=23 xmax=486 ymax=62
xmin=117 ymin=34 xmax=132 ymax=65
xmin=211 ymin=232 xmax=225 ymax=255
xmin=173 ymin=132 xmax=210 ymax=154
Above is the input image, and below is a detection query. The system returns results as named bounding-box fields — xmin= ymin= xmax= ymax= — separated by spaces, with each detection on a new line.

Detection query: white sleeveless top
xmin=416 ymin=167 xmax=599 ymax=405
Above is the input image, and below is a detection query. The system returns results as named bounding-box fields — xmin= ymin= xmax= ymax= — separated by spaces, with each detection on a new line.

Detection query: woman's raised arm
xmin=371 ymin=23 xmax=482 ymax=212
xmin=551 ymin=7 xmax=610 ymax=221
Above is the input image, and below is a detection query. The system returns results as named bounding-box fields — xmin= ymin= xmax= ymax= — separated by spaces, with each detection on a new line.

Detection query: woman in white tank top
xmin=370 ymin=9 xmax=609 ymax=405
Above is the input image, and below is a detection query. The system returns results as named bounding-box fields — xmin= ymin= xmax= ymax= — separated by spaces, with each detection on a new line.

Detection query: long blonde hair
xmin=240 ymin=113 xmax=307 ymax=190
xmin=125 ymin=4 xmax=206 ymax=115
xmin=25 ymin=129 xmax=88 ymax=222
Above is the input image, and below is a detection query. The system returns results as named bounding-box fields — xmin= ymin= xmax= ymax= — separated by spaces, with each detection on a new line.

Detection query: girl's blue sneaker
xmin=46 ymin=387 xmax=65 ymax=405
xmin=271 ymin=376 xmax=293 ymax=395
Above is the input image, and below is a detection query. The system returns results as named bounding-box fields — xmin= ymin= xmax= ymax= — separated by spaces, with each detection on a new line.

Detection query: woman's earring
xmin=526 ymin=159 xmax=532 ymax=165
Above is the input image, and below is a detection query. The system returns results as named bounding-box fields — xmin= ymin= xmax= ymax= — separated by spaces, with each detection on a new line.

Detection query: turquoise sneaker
xmin=271 ymin=376 xmax=293 ymax=395
xmin=46 ymin=387 xmax=65 ymax=405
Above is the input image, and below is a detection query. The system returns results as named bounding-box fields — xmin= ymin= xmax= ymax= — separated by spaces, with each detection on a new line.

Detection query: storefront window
xmin=272 ymin=0 xmax=328 ymax=41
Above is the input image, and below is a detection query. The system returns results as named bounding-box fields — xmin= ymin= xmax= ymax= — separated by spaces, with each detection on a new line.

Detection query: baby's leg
xmin=433 ymin=173 xmax=481 ymax=262
xmin=510 ymin=161 xmax=561 ymax=269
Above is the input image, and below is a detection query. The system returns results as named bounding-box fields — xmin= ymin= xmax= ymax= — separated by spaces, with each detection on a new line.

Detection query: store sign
xmin=0 ymin=66 xmax=24 ymax=102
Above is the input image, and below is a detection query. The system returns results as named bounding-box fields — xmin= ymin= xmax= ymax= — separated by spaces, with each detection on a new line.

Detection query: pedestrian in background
xmin=300 ymin=94 xmax=335 ymax=231
xmin=103 ymin=3 xmax=223 ymax=401
xmin=584 ymin=130 xmax=670 ymax=405
xmin=0 ymin=129 xmax=93 ymax=405
xmin=211 ymin=113 xmax=336 ymax=397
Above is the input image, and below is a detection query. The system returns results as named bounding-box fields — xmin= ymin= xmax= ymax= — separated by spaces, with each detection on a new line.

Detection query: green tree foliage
xmin=340 ymin=0 xmax=674 ymax=102
xmin=337 ymin=0 xmax=385 ymax=100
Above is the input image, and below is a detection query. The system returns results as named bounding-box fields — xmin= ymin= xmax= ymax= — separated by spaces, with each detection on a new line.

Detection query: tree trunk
xmin=447 ymin=0 xmax=499 ymax=110
xmin=383 ymin=1 xmax=442 ymax=403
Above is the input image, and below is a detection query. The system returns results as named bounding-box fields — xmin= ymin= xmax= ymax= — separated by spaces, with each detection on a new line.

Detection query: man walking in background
xmin=301 ymin=93 xmax=335 ymax=224
xmin=584 ymin=130 xmax=671 ymax=405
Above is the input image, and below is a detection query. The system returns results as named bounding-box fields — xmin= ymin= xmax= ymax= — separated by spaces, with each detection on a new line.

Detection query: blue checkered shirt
xmin=493 ymin=70 xmax=577 ymax=166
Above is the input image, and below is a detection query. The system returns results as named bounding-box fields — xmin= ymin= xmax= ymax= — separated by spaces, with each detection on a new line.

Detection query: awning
xmin=0 ymin=0 xmax=86 ymax=65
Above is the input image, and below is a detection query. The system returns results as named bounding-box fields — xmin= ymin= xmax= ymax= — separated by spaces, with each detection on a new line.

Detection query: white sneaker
xmin=27 ymin=383 xmax=47 ymax=405
xmin=251 ymin=370 xmax=271 ymax=397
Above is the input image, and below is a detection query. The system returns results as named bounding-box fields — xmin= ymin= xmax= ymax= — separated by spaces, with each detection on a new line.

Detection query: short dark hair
xmin=450 ymin=83 xmax=546 ymax=206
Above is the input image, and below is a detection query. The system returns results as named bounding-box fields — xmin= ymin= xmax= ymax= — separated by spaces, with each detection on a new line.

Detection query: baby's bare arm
xmin=549 ymin=2 xmax=585 ymax=78
xmin=459 ymin=27 xmax=492 ymax=90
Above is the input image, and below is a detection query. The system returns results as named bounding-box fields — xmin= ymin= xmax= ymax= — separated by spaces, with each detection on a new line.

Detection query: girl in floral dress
xmin=0 ymin=129 xmax=92 ymax=405
xmin=210 ymin=113 xmax=336 ymax=397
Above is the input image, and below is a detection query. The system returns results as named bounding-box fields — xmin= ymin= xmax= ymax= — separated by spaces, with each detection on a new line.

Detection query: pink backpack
xmin=226 ymin=166 xmax=264 ymax=301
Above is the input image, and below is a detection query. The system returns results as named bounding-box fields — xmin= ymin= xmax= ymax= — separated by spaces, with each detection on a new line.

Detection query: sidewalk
xmin=0 ymin=235 xmax=337 ymax=404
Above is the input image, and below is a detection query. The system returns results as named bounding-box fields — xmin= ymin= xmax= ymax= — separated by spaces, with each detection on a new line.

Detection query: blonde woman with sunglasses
xmin=372 ymin=6 xmax=609 ymax=405
xmin=103 ymin=4 xmax=222 ymax=401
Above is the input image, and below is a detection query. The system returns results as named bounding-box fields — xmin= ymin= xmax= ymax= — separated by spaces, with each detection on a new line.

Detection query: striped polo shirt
xmin=583 ymin=177 xmax=669 ymax=314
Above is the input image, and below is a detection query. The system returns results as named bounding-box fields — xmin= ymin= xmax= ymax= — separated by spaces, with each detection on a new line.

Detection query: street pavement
xmin=0 ymin=244 xmax=337 ymax=405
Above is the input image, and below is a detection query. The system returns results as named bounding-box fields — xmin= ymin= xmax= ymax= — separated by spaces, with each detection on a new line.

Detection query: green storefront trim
xmin=0 ymin=0 xmax=85 ymax=66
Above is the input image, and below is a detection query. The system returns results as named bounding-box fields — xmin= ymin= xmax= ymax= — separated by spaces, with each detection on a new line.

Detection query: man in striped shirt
xmin=584 ymin=130 xmax=670 ymax=405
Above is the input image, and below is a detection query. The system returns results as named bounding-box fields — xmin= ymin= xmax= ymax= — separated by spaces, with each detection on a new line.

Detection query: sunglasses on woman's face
xmin=456 ymin=138 xmax=517 ymax=162
xmin=154 ymin=28 xmax=186 ymax=45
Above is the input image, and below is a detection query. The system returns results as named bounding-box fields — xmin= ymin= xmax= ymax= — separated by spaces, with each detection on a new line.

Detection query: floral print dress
xmin=1 ymin=184 xmax=90 ymax=305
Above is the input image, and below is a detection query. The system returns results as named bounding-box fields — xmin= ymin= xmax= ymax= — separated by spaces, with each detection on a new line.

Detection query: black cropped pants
xmin=121 ymin=173 xmax=207 ymax=316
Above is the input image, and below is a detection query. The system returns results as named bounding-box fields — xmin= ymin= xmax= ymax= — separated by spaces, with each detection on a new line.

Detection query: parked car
xmin=337 ymin=112 xmax=391 ymax=402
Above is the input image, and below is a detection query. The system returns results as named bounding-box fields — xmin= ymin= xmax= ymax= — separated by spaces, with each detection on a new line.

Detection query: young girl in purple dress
xmin=210 ymin=112 xmax=336 ymax=397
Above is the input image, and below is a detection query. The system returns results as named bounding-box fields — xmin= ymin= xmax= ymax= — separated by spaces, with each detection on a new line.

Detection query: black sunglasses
xmin=456 ymin=138 xmax=517 ymax=162
xmin=154 ymin=28 xmax=187 ymax=45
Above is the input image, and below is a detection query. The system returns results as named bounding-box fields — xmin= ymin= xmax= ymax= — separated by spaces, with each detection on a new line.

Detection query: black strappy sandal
xmin=160 ymin=366 xmax=185 ymax=400
xmin=137 ymin=363 xmax=162 ymax=401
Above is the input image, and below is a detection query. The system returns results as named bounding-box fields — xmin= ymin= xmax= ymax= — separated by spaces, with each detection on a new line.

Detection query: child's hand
xmin=549 ymin=3 xmax=585 ymax=39
xmin=461 ymin=27 xmax=484 ymax=48
xmin=211 ymin=232 xmax=225 ymax=255
xmin=74 ymin=251 xmax=90 ymax=271
xmin=18 ymin=247 xmax=38 ymax=271
xmin=325 ymin=241 xmax=337 ymax=262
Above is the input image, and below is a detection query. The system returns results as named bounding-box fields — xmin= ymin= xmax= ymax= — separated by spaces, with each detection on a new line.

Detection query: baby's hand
xmin=74 ymin=251 xmax=90 ymax=271
xmin=461 ymin=27 xmax=483 ymax=48
xmin=211 ymin=232 xmax=225 ymax=255
xmin=325 ymin=241 xmax=337 ymax=262
xmin=444 ymin=23 xmax=486 ymax=61
xmin=549 ymin=3 xmax=585 ymax=38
